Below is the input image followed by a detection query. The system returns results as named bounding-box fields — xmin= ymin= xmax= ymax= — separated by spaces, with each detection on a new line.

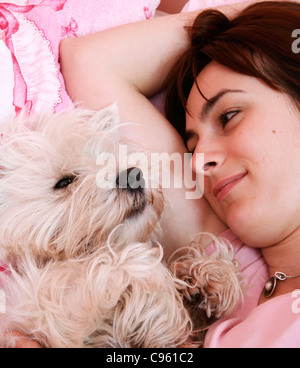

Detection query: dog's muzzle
xmin=116 ymin=167 xmax=145 ymax=193
xmin=116 ymin=168 xmax=147 ymax=217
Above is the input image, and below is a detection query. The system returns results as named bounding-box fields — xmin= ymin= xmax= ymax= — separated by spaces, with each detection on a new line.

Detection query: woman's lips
xmin=213 ymin=172 xmax=247 ymax=201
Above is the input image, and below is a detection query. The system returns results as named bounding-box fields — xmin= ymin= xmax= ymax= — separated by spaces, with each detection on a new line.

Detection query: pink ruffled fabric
xmin=0 ymin=0 xmax=160 ymax=127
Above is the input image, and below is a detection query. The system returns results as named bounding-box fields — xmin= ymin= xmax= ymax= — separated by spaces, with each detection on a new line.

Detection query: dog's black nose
xmin=116 ymin=167 xmax=145 ymax=191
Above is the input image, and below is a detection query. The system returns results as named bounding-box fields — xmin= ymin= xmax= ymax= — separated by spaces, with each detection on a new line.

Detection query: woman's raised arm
xmin=59 ymin=12 xmax=195 ymax=114
xmin=59 ymin=2 xmax=254 ymax=112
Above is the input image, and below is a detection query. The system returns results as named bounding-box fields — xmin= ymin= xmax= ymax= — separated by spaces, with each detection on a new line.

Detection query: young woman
xmin=165 ymin=1 xmax=300 ymax=346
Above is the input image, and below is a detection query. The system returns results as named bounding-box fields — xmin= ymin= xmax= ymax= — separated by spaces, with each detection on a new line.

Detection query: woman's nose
xmin=191 ymin=146 xmax=225 ymax=176
xmin=203 ymin=160 xmax=217 ymax=172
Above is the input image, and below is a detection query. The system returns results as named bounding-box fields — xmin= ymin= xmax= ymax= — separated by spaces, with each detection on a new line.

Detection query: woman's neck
xmin=261 ymin=229 xmax=300 ymax=277
xmin=259 ymin=229 xmax=300 ymax=305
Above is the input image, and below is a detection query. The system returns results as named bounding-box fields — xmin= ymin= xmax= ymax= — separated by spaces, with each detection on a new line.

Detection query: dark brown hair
xmin=165 ymin=1 xmax=300 ymax=137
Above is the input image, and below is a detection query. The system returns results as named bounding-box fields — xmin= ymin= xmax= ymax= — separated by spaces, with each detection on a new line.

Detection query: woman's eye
xmin=218 ymin=110 xmax=240 ymax=128
xmin=54 ymin=175 xmax=77 ymax=190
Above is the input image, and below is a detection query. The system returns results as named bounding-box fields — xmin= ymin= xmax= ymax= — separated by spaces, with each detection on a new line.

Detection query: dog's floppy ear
xmin=89 ymin=103 xmax=120 ymax=133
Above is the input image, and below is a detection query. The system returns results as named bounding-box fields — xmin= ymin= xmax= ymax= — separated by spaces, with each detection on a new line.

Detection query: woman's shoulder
xmin=246 ymin=292 xmax=300 ymax=347
xmin=205 ymin=292 xmax=300 ymax=348
xmin=205 ymin=231 xmax=300 ymax=348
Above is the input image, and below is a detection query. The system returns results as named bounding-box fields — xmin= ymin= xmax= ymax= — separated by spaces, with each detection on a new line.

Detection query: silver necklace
xmin=264 ymin=271 xmax=300 ymax=298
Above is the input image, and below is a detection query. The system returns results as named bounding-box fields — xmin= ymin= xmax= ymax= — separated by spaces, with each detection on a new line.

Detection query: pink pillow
xmin=0 ymin=0 xmax=160 ymax=128
xmin=182 ymin=0 xmax=248 ymax=12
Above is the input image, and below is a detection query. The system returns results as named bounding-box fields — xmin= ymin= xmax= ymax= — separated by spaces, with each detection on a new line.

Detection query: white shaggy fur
xmin=0 ymin=105 xmax=243 ymax=348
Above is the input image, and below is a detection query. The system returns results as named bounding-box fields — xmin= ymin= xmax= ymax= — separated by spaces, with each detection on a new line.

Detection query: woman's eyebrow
xmin=200 ymin=88 xmax=246 ymax=120
xmin=184 ymin=89 xmax=246 ymax=147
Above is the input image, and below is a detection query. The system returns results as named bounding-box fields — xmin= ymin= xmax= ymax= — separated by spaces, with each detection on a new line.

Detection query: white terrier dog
xmin=0 ymin=105 xmax=242 ymax=348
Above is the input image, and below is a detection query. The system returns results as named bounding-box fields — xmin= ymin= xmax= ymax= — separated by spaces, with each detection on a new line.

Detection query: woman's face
xmin=186 ymin=62 xmax=300 ymax=248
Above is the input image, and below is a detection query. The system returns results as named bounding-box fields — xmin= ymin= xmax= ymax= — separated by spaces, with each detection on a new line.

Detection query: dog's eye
xmin=54 ymin=175 xmax=77 ymax=190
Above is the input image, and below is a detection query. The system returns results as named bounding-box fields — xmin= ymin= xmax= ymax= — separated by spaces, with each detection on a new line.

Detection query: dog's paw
xmin=171 ymin=235 xmax=243 ymax=321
